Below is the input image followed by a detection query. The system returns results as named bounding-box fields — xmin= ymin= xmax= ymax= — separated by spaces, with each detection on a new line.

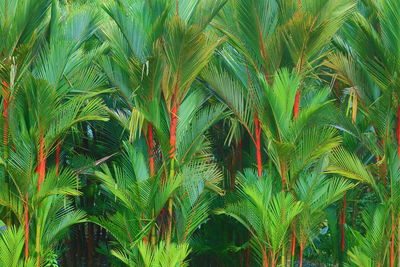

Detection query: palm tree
xmin=99 ymin=0 xmax=168 ymax=174
xmin=0 ymin=134 xmax=86 ymax=264
xmin=294 ymin=161 xmax=353 ymax=267
xmin=209 ymin=0 xmax=355 ymax=180
xmin=0 ymin=0 xmax=52 ymax=236
xmin=154 ymin=0 xmax=226 ymax=246
xmin=325 ymin=1 xmax=400 ymax=265
xmin=217 ymin=169 xmax=303 ymax=267
xmin=327 ymin=146 xmax=400 ymax=266
xmin=3 ymin=0 xmax=400 ymax=266
xmin=0 ymin=3 xmax=109 ymax=261
xmin=92 ymin=137 xmax=223 ymax=263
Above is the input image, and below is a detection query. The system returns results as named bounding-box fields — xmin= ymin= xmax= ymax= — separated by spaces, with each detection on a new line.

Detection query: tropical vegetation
xmin=0 ymin=0 xmax=399 ymax=266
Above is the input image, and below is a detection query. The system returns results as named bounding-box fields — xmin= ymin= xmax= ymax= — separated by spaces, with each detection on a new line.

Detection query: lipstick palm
xmin=93 ymin=131 xmax=224 ymax=264
xmin=0 ymin=132 xmax=87 ymax=264
xmin=0 ymin=0 xmax=51 ymax=233
xmin=217 ymin=169 xmax=303 ymax=267
xmin=293 ymin=161 xmax=353 ymax=267
xmin=99 ymin=0 xmax=168 ymax=178
xmin=5 ymin=8 xmax=110 ymax=256
xmin=257 ymin=69 xmax=345 ymax=265
xmin=328 ymin=145 xmax=400 ymax=266
xmin=155 ymin=1 xmax=226 ymax=246
xmin=326 ymin=1 xmax=400 ymax=265
xmin=212 ymin=0 xmax=283 ymax=178
xmin=283 ymin=0 xmax=356 ymax=116
xmin=5 ymin=71 xmax=107 ymax=261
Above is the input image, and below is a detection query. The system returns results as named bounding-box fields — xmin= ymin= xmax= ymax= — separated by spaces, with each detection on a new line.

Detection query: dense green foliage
xmin=1 ymin=0 xmax=400 ymax=266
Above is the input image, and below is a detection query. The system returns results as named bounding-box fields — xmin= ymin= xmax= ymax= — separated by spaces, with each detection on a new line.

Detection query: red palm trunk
xmin=37 ymin=135 xmax=46 ymax=191
xmin=293 ymin=91 xmax=300 ymax=120
xmin=245 ymin=64 xmax=263 ymax=179
xmin=254 ymin=114 xmax=262 ymax=177
xmin=390 ymin=231 xmax=395 ymax=267
xmin=169 ymin=105 xmax=178 ymax=159
xmin=299 ymin=244 xmax=304 ymax=267
xmin=291 ymin=229 xmax=296 ymax=266
xmin=263 ymin=252 xmax=269 ymax=267
xmin=262 ymin=245 xmax=269 ymax=267
xmin=24 ymin=192 xmax=29 ymax=260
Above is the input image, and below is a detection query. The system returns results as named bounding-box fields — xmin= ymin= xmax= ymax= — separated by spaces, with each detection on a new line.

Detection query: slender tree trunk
xmin=280 ymin=162 xmax=288 ymax=187
xmin=352 ymin=92 xmax=358 ymax=123
xmin=24 ymin=192 xmax=29 ymax=260
xmin=291 ymin=229 xmax=296 ymax=267
xmin=299 ymin=244 xmax=304 ymax=267
xmin=37 ymin=135 xmax=46 ymax=190
xmin=254 ymin=114 xmax=262 ymax=178
xmin=169 ymin=104 xmax=178 ymax=160
xmin=245 ymin=63 xmax=263 ymax=180
xmin=293 ymin=91 xmax=300 ymax=120
xmin=147 ymin=124 xmax=157 ymax=245
xmin=251 ymin=115 xmax=261 ymax=266
xmin=167 ymin=104 xmax=178 ymax=246
xmin=35 ymin=135 xmax=46 ymax=264
xmin=262 ymin=248 xmax=269 ymax=267
xmin=35 ymin=216 xmax=42 ymax=266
